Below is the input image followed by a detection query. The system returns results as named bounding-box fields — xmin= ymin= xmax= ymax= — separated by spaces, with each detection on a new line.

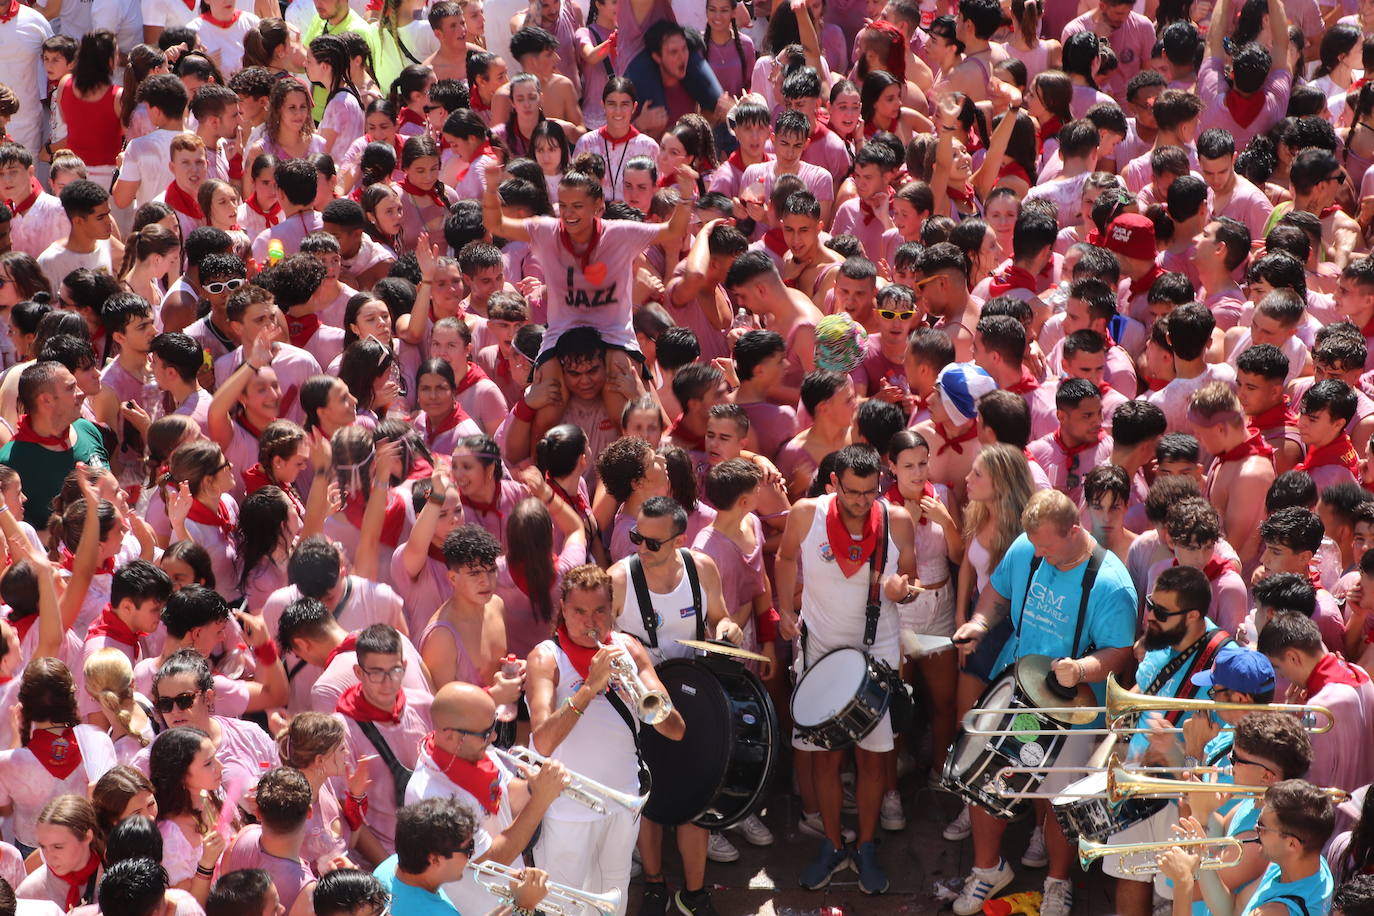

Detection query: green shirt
xmin=303 ymin=11 xmax=381 ymax=120
xmin=0 ymin=419 xmax=109 ymax=524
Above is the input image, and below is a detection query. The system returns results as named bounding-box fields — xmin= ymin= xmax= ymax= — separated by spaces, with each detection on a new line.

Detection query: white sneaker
xmin=729 ymin=813 xmax=775 ymax=846
xmin=952 ymin=860 xmax=1014 ymax=915
xmin=707 ymin=832 xmax=740 ymax=863
xmin=1020 ymin=825 xmax=1049 ymax=868
xmin=1041 ymin=877 xmax=1073 ymax=916
xmin=880 ymin=790 xmax=906 ymax=831
xmin=942 ymin=805 xmax=972 ymax=841
xmin=797 ymin=811 xmax=856 ymax=844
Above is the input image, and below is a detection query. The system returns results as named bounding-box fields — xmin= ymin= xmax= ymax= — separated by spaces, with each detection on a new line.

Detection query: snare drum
xmin=791 ymin=647 xmax=895 ymax=751
xmin=942 ymin=668 xmax=1067 ymax=819
xmin=1051 ymin=772 xmax=1165 ymax=842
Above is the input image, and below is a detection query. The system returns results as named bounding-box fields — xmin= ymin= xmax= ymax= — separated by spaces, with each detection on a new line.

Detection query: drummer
xmin=950 ymin=489 xmax=1138 ymax=916
xmin=1101 ymin=566 xmax=1235 ymax=916
xmin=607 ymin=495 xmax=744 ymax=916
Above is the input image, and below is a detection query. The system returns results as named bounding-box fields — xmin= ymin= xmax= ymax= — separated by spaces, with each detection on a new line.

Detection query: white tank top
xmin=798 ymin=494 xmax=901 ymax=657
xmin=544 ymin=631 xmax=641 ymax=821
xmin=616 ymin=552 xmax=701 ymax=665
xmin=967 ymin=533 xmax=993 ymax=595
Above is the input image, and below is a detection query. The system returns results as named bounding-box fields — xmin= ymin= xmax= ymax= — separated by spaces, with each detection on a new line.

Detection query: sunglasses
xmin=877 ymin=308 xmax=916 ymax=321
xmin=443 ymin=720 xmax=498 ymax=741
xmin=628 ymin=527 xmax=676 ymax=552
xmin=156 ymin=691 xmax=201 ymax=714
xmin=1144 ymin=596 xmax=1194 ymax=619
xmin=204 ymin=278 xmax=244 ymax=295
xmin=457 ymin=838 xmax=476 ymax=858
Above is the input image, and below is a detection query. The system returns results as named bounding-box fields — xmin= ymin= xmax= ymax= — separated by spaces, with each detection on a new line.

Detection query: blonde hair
xmin=277 ymin=711 xmax=345 ymax=769
xmin=1021 ymin=488 xmax=1080 ymax=534
xmin=84 ymin=648 xmax=149 ymax=748
xmin=1189 ymin=381 xmax=1245 ymax=426
xmin=962 ymin=443 xmax=1035 ymax=570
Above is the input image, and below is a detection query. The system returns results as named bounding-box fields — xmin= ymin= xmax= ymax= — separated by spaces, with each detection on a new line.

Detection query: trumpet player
xmin=527 ymin=564 xmax=686 ymax=916
xmin=406 ymin=682 xmax=571 ymax=916
xmin=610 ymin=495 xmax=744 ymax=916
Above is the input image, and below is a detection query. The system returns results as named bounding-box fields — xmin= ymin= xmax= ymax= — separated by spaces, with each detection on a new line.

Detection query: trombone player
xmin=406 ymin=681 xmax=573 ymax=916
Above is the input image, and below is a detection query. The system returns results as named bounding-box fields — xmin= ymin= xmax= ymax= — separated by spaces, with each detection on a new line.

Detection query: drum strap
xmin=355 ymin=719 xmax=413 ymax=805
xmin=551 ymin=632 xmax=652 ymax=795
xmin=1016 ymin=545 xmax=1105 ymax=659
xmin=627 ymin=551 xmax=705 ymax=649
xmin=863 ymin=504 xmax=891 ymax=648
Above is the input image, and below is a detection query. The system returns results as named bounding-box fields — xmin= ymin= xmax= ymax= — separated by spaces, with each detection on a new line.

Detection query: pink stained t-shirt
xmin=830 ymin=197 xmax=888 ymax=264
xmin=1197 ymin=58 xmax=1292 ymax=149
xmin=213 ymin=343 xmax=322 ymax=426
xmin=389 ymin=548 xmax=452 ymax=638
xmin=495 ymin=537 xmax=585 ymax=659
xmin=221 ymin=825 xmax=314 ymax=913
xmin=311 ymin=642 xmax=433 ymax=718
xmin=1060 ymin=11 xmax=1155 ymax=98
xmin=1027 ymin=430 xmax=1116 ymax=506
xmin=0 ymin=726 xmax=118 ymax=847
xmin=1145 ymin=363 xmax=1240 ymax=434
xmin=740 ymin=159 xmax=836 ymax=212
xmin=739 ymin=401 xmax=799 ymax=461
xmin=525 ymin=217 xmax=661 ymax=357
xmin=340 ymin=700 xmax=430 ymax=854
xmin=1304 ymin=666 xmax=1374 ymax=793
xmin=1028 ymin=381 xmax=1128 ymax=441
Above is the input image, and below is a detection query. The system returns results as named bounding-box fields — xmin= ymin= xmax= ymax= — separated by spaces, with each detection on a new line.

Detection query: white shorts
xmin=532 ymin=809 xmax=639 ymax=916
xmin=899 ymin=580 xmax=956 ymax=638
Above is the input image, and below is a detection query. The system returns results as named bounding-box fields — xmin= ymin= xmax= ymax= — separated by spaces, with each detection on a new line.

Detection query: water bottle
xmin=268 ymin=238 xmax=285 ymax=266
xmin=495 ymin=654 xmax=520 ymax=722
xmin=1045 ymin=280 xmax=1070 ymax=314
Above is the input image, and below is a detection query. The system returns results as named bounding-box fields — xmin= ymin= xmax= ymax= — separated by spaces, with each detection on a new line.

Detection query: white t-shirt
xmin=37 ymin=240 xmax=115 ymax=293
xmin=189 ymin=11 xmax=261 ymax=74
xmin=120 ymin=127 xmax=179 ymax=208
xmin=0 ymin=8 xmax=53 ymax=151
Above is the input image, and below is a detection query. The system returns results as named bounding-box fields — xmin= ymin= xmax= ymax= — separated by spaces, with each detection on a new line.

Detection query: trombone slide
xmin=1107 ymin=766 xmax=1351 ymax=804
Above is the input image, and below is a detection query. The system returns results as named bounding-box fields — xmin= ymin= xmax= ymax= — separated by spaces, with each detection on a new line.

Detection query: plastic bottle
xmin=495 ymin=654 xmax=520 ymax=721
xmin=268 ymin=238 xmax=285 ymax=266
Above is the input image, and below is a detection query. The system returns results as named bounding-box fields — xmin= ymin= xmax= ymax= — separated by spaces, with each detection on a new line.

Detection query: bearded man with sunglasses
xmin=610 ymin=494 xmax=743 ymax=916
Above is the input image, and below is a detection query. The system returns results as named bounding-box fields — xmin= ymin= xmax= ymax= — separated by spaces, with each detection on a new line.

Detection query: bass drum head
xmin=641 ymin=659 xmax=765 ymax=828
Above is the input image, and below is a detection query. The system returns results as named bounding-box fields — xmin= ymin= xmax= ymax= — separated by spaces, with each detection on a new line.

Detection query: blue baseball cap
xmin=1191 ymin=647 xmax=1275 ymax=696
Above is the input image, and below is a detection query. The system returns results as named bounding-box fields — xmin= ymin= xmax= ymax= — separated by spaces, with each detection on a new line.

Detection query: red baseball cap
xmin=1103 ymin=213 xmax=1157 ymax=262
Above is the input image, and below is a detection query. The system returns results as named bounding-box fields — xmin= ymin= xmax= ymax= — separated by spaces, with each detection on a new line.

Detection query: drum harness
xmin=1014 ymin=546 xmax=1108 ymax=673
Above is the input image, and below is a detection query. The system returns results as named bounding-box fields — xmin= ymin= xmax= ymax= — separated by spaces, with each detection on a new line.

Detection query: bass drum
xmin=641 ymin=655 xmax=780 ymax=829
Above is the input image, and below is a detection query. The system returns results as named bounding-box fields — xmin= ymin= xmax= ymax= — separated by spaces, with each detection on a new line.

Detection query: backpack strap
xmin=552 ymin=631 xmax=650 ymax=794
xmin=1069 ymin=545 xmax=1107 ymax=659
xmin=355 ymin=719 xmax=413 ymax=806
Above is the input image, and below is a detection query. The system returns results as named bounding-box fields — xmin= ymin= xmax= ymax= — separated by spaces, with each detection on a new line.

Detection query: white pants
xmin=533 ymin=809 xmax=639 ymax=916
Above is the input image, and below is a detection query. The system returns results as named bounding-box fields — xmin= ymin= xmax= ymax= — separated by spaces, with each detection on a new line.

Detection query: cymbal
xmin=1016 ymin=654 xmax=1099 ymax=726
xmin=677 ymin=639 xmax=771 ymax=663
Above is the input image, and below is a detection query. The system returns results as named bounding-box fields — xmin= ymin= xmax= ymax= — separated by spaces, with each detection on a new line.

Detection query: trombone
xmin=961 ymin=674 xmax=1334 ymax=736
xmin=1077 ymin=836 xmax=1244 ymax=874
xmin=490 ymin=745 xmax=648 ymax=815
xmin=468 ymin=860 xmax=621 ymax=916
xmin=611 ymin=654 xmax=673 ymax=725
xmin=1107 ymin=766 xmax=1350 ymax=805
xmin=991 ymin=754 xmax=1227 ymax=799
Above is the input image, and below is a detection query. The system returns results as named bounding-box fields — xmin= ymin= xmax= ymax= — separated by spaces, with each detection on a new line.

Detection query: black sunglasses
xmin=1144 ymin=596 xmax=1194 ymax=619
xmin=442 ymin=720 xmax=498 ymax=741
xmin=628 ymin=527 xmax=677 ymax=552
xmin=156 ymin=691 xmax=201 ymax=714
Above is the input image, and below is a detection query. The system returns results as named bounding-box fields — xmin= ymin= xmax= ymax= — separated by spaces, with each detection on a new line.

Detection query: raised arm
xmin=397 ymin=233 xmax=441 ymax=347
xmin=974 ymin=99 xmax=1024 ymax=201
xmin=208 ymin=332 xmax=273 ymax=450
xmin=1267 ymin=0 xmax=1287 ymax=60
xmin=482 ymin=157 xmax=531 ymax=242
xmin=59 ymin=471 xmax=104 ymax=633
xmin=930 ymin=95 xmax=962 ymax=221
xmin=353 ymin=440 xmax=402 ymax=583
xmin=1206 ymin=0 xmax=1230 ymax=59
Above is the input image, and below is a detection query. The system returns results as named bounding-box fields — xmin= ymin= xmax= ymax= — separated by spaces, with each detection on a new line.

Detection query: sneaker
xmin=880 ymin=790 xmax=906 ymax=831
xmin=1041 ymin=877 xmax=1073 ymax=916
xmin=639 ymin=882 xmax=669 ymax=916
xmin=706 ymin=832 xmax=739 ymax=863
xmin=797 ymin=811 xmax=856 ymax=845
xmin=730 ymin=813 xmax=775 ymax=846
xmin=673 ymin=890 xmax=719 ymax=916
xmin=952 ymin=860 xmax=1014 ymax=916
xmin=854 ymin=841 xmax=889 ymax=895
xmin=799 ymin=839 xmax=852 ymax=890
xmin=1020 ymin=825 xmax=1049 ymax=868
xmin=942 ymin=805 xmax=972 ymax=841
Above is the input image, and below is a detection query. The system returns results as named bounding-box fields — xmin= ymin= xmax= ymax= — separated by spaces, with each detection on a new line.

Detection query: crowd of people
xmin=12 ymin=0 xmax=1374 ymax=913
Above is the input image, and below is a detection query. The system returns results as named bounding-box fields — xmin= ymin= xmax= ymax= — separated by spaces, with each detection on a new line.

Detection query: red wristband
xmin=253 ymin=641 xmax=279 ymax=665
xmin=514 ymin=398 xmax=536 ymax=422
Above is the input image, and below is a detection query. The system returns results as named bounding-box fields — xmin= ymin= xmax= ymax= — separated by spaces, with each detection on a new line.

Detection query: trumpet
xmin=962 ymin=674 xmax=1334 ymax=736
xmin=611 ymin=654 xmax=673 ymax=725
xmin=1107 ymin=766 xmax=1351 ymax=804
xmin=491 ymin=745 xmax=648 ymax=815
xmin=468 ymin=860 xmax=621 ymax=916
xmin=1077 ymin=836 xmax=1244 ymax=874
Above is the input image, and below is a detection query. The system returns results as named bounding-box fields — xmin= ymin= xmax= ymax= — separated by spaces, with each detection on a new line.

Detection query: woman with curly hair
xmin=149 ymin=725 xmax=229 ymax=903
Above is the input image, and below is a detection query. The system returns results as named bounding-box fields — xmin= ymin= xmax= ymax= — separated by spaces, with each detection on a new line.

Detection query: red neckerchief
xmin=422 ymin=732 xmax=502 ymax=813
xmin=859 ymin=187 xmax=896 ymax=225
xmin=202 ymin=9 xmax=242 ymax=27
xmin=556 ymin=624 xmax=607 ymax=678
xmin=87 ymin=603 xmax=144 ymax=648
xmin=12 ymin=414 xmax=68 ymax=448
xmin=1171 ymin=555 xmax=1238 ymax=582
xmin=342 ymin=489 xmax=406 ymax=547
xmin=9 ymin=611 xmax=36 ymax=645
xmin=398 ymin=106 xmax=426 ymax=129
xmin=1296 ymin=432 xmax=1360 ymax=478
xmin=186 ymin=497 xmax=235 ymax=536
xmin=884 ymin=480 xmax=935 ymax=525
xmin=401 ymin=177 xmax=449 ymax=210
xmin=948 ymin=182 xmax=977 ymax=210
xmin=557 ymin=218 xmax=606 ymax=281
xmin=336 ymin=682 xmax=404 ymax=724
xmin=365 ymin=132 xmax=404 ymax=165
xmin=1224 ymin=87 xmax=1266 ymax=128
xmin=762 ymin=228 xmax=788 ymax=257
xmin=495 ymin=348 xmax=512 ymax=380
xmin=510 ymin=553 xmax=556 ymax=596
xmin=461 ymin=489 xmax=504 ymax=523
xmin=287 ymin=312 xmax=320 ymax=348
xmin=454 ymin=361 xmax=489 ymax=395
xmin=1054 ymin=428 xmax=1103 ymax=461
xmin=1249 ymin=396 xmax=1296 ymax=431
xmin=235 ymin=410 xmax=265 ymax=439
xmin=1036 ymin=116 xmax=1062 ymax=154
xmin=1320 ymin=203 xmax=1342 ymax=219
xmin=934 ymin=422 xmax=977 ymax=455
xmin=323 ymin=631 xmax=358 ymax=669
xmin=164 ymin=181 xmax=203 ymax=221
xmin=1145 ymin=375 xmax=1169 ymax=392
xmin=1213 ymin=427 xmax=1274 ymax=464
xmin=726 ymin=149 xmax=767 ymax=172
xmin=1128 ymin=263 xmax=1166 ymax=301
xmin=5 ymin=177 xmax=41 ymax=216
xmin=0 ymin=0 xmax=21 ymax=22
xmin=242 ymin=463 xmax=270 ymax=493
xmin=998 ymin=160 xmax=1032 ymax=186
xmin=988 ymin=264 xmax=1038 ymax=297
xmin=54 ymin=850 xmax=99 ymax=910
xmin=549 ymin=475 xmax=589 ymax=515
xmin=864 ymin=115 xmax=897 ymax=137
xmin=59 ymin=546 xmax=114 ymax=576
xmin=598 ymin=125 xmax=640 ymax=145
xmin=825 ymin=495 xmax=881 ymax=578
xmin=1006 ymin=366 xmax=1039 ymax=395
xmin=426 ymin=400 xmax=472 ymax=444
xmin=469 ymin=85 xmax=490 ymax=113
xmin=1306 ymin=651 xmax=1371 ymax=694
xmin=246 ymin=195 xmax=281 ymax=228
xmin=27 ymin=726 xmax=83 ymax=779
xmin=668 ymin=415 xmax=705 ymax=450
xmin=451 ymin=142 xmax=495 ymax=184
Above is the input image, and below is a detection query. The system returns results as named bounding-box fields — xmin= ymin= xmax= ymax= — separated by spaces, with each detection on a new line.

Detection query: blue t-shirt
xmin=989 ymin=534 xmax=1138 ymax=693
xmin=1127 ymin=621 xmax=1224 ymax=760
xmin=373 ymin=855 xmax=461 ymax=916
xmin=1186 ymin=798 xmax=1263 ymax=916
xmin=1245 ymin=859 xmax=1333 ymax=916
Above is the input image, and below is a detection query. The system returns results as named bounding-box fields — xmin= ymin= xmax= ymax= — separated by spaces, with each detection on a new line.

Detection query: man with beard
xmin=1100 ymin=565 xmax=1235 ymax=916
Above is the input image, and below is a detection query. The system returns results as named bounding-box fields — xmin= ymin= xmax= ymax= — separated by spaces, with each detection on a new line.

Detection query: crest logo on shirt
xmin=50 ymin=735 xmax=70 ymax=761
xmin=819 ymin=543 xmax=836 ymax=562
